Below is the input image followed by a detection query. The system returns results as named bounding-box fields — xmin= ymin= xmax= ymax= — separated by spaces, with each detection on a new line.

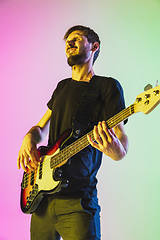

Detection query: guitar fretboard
xmin=50 ymin=104 xmax=135 ymax=169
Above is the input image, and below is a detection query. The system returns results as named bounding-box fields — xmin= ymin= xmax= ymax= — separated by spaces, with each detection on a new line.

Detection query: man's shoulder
xmin=56 ymin=77 xmax=72 ymax=90
xmin=58 ymin=77 xmax=71 ymax=85
xmin=95 ymin=75 xmax=122 ymax=89
xmin=95 ymin=75 xmax=118 ymax=81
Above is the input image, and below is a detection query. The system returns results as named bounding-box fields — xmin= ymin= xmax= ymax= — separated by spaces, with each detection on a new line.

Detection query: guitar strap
xmin=72 ymin=75 xmax=102 ymax=138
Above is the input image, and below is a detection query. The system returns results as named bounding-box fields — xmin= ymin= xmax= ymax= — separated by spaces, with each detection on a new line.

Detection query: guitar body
xmin=20 ymin=129 xmax=72 ymax=214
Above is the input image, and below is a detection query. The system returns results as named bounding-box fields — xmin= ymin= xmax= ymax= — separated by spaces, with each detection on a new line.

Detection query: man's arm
xmin=17 ymin=109 xmax=52 ymax=171
xmin=87 ymin=121 xmax=129 ymax=161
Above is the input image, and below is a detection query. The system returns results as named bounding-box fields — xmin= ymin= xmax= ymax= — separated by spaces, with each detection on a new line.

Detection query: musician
xmin=17 ymin=25 xmax=129 ymax=240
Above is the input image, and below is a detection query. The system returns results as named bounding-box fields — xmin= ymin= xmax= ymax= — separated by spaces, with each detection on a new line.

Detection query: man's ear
xmin=91 ymin=42 xmax=99 ymax=52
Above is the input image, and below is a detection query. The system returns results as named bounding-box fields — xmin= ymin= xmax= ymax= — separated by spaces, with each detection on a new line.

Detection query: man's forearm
xmin=119 ymin=132 xmax=129 ymax=155
xmin=26 ymin=126 xmax=45 ymax=144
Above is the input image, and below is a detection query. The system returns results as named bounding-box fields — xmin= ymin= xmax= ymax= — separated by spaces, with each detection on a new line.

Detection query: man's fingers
xmin=88 ymin=121 xmax=113 ymax=151
xmin=99 ymin=121 xmax=113 ymax=143
xmin=29 ymin=150 xmax=40 ymax=169
xmin=17 ymin=155 xmax=21 ymax=170
xmin=20 ymin=155 xmax=28 ymax=172
xmin=93 ymin=125 xmax=103 ymax=145
xmin=87 ymin=134 xmax=99 ymax=149
xmin=23 ymin=150 xmax=36 ymax=171
xmin=17 ymin=133 xmax=40 ymax=171
xmin=34 ymin=150 xmax=41 ymax=163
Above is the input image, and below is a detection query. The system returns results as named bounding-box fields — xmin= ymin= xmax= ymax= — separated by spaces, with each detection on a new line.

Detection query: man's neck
xmin=71 ymin=63 xmax=95 ymax=82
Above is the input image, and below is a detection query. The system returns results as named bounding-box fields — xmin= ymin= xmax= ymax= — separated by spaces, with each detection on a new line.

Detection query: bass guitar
xmin=20 ymin=85 xmax=160 ymax=214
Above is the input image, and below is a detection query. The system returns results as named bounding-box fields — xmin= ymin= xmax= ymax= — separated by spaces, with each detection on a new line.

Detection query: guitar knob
xmin=136 ymin=98 xmax=142 ymax=103
xmin=144 ymin=100 xmax=149 ymax=105
xmin=154 ymin=90 xmax=159 ymax=96
xmin=53 ymin=168 xmax=63 ymax=181
xmin=61 ymin=180 xmax=69 ymax=188
xmin=145 ymin=94 xmax=150 ymax=99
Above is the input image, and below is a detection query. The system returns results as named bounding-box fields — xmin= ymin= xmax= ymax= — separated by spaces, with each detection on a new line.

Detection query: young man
xmin=17 ymin=25 xmax=128 ymax=240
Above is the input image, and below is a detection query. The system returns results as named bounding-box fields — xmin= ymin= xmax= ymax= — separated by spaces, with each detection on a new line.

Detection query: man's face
xmin=65 ymin=31 xmax=92 ymax=66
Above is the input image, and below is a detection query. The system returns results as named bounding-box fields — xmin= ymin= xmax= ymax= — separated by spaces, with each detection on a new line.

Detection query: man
xmin=17 ymin=25 xmax=128 ymax=240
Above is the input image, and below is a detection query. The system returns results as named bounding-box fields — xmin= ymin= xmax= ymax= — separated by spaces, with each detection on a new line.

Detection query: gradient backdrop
xmin=0 ymin=0 xmax=160 ymax=239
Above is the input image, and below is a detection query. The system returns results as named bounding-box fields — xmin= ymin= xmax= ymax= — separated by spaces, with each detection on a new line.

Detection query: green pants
xmin=31 ymin=195 xmax=101 ymax=240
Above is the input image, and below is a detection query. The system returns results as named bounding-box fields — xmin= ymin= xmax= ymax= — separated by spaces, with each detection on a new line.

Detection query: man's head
xmin=64 ymin=25 xmax=100 ymax=66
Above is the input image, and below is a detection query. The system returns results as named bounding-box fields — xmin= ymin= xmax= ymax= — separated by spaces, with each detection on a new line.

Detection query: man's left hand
xmin=87 ymin=121 xmax=128 ymax=160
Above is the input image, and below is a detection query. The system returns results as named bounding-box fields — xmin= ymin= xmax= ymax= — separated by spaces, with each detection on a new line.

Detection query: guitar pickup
xmin=30 ymin=171 xmax=35 ymax=186
xmin=39 ymin=161 xmax=43 ymax=180
xmin=21 ymin=173 xmax=28 ymax=189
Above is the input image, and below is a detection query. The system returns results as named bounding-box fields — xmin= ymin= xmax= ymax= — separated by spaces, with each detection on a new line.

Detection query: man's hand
xmin=17 ymin=133 xmax=40 ymax=172
xmin=87 ymin=121 xmax=128 ymax=160
xmin=17 ymin=110 xmax=51 ymax=171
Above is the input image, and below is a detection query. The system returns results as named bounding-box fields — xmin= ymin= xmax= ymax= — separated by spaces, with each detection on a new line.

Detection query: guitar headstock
xmin=134 ymin=85 xmax=160 ymax=114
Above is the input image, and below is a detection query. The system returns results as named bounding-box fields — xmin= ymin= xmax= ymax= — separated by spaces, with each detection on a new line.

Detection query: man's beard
xmin=67 ymin=45 xmax=90 ymax=67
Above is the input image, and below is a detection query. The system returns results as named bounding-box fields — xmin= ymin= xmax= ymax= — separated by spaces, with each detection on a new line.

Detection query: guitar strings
xmin=22 ymin=104 xmax=136 ymax=185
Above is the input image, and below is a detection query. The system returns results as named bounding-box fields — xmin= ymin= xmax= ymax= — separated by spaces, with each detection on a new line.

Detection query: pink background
xmin=0 ymin=0 xmax=160 ymax=239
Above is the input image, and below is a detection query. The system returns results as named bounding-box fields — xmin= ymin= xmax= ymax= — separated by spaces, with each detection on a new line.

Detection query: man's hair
xmin=63 ymin=25 xmax=101 ymax=64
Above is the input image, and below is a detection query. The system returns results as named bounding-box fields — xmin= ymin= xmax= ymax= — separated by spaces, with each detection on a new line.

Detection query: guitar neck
xmin=50 ymin=104 xmax=135 ymax=169
xmin=107 ymin=104 xmax=134 ymax=129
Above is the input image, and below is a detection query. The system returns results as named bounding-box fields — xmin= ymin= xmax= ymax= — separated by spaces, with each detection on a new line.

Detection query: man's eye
xmin=74 ymin=38 xmax=81 ymax=41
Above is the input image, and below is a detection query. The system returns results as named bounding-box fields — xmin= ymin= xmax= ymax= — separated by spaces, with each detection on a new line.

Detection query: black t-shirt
xmin=47 ymin=75 xmax=126 ymax=198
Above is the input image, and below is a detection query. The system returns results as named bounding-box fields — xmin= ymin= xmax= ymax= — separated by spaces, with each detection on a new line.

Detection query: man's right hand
xmin=17 ymin=133 xmax=40 ymax=172
xmin=17 ymin=109 xmax=51 ymax=172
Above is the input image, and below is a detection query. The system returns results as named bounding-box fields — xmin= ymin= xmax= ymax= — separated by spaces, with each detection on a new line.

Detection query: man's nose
xmin=67 ymin=40 xmax=75 ymax=47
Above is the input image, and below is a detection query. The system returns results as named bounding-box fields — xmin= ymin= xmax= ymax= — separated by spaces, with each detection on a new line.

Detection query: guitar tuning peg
xmin=144 ymin=84 xmax=153 ymax=91
xmin=155 ymin=80 xmax=158 ymax=86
